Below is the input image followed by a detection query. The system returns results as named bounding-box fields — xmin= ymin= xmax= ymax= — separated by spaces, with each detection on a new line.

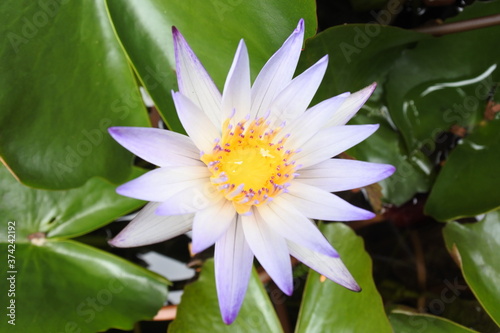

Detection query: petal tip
xmin=386 ymin=164 xmax=397 ymax=177
xmin=296 ymin=18 xmax=305 ymax=33
xmin=108 ymin=126 xmax=122 ymax=137
xmin=108 ymin=236 xmax=124 ymax=248
xmin=222 ymin=312 xmax=237 ymax=325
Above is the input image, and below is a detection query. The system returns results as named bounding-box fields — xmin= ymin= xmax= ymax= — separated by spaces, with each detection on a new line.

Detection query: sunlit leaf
xmin=106 ymin=0 xmax=317 ymax=132
xmin=169 ymin=259 xmax=283 ymax=332
xmin=443 ymin=212 xmax=500 ymax=326
xmin=295 ymin=223 xmax=392 ymax=332
xmin=0 ymin=0 xmax=150 ymax=189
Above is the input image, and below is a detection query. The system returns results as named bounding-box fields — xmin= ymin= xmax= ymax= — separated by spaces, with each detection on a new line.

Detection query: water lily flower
xmin=108 ymin=19 xmax=395 ymax=324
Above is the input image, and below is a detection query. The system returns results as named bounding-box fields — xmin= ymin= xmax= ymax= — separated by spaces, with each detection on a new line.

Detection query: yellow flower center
xmin=201 ymin=117 xmax=297 ymax=214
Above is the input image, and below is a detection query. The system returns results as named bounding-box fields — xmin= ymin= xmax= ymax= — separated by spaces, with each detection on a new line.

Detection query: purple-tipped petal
xmin=295 ymin=124 xmax=379 ymax=169
xmin=109 ymin=202 xmax=194 ymax=248
xmin=297 ymin=159 xmax=396 ymax=192
xmin=222 ymin=40 xmax=251 ymax=121
xmin=241 ymin=208 xmax=293 ymax=295
xmin=284 ymin=92 xmax=350 ymax=148
xmin=327 ymin=82 xmax=377 ymax=126
xmin=250 ymin=19 xmax=305 ymax=118
xmin=191 ymin=199 xmax=237 ymax=253
xmin=268 ymin=55 xmax=329 ymax=125
xmin=117 ymin=166 xmax=210 ymax=201
xmin=172 ymin=27 xmax=222 ymax=127
xmin=215 ymin=217 xmax=254 ymax=324
xmin=108 ymin=127 xmax=201 ymax=167
xmin=257 ymin=200 xmax=338 ymax=258
xmin=287 ymin=240 xmax=360 ymax=291
xmin=172 ymin=91 xmax=221 ymax=153
xmin=284 ymin=182 xmax=376 ymax=221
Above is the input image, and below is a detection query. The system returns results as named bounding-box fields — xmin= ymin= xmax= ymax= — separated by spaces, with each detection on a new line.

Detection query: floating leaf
xmin=389 ymin=310 xmax=479 ymax=333
xmin=0 ymin=0 xmax=150 ymax=189
xmin=443 ymin=212 xmax=500 ymax=326
xmin=106 ymin=0 xmax=317 ymax=132
xmin=425 ymin=119 xmax=500 ymax=221
xmin=295 ymin=223 xmax=392 ymax=332
xmin=169 ymin=259 xmax=283 ymax=332
xmin=0 ymin=165 xmax=166 ymax=332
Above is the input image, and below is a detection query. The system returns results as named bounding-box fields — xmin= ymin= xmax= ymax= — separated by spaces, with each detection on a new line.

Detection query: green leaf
xmin=389 ymin=310 xmax=479 ymax=333
xmin=348 ymin=111 xmax=432 ymax=206
xmin=443 ymin=212 xmax=500 ymax=326
xmin=298 ymin=25 xmax=429 ymax=104
xmin=0 ymin=164 xmax=145 ymax=240
xmin=169 ymin=259 xmax=283 ymax=332
xmin=0 ymin=240 xmax=168 ymax=333
xmin=0 ymin=164 xmax=166 ymax=332
xmin=106 ymin=0 xmax=317 ymax=132
xmin=0 ymin=0 xmax=150 ymax=189
xmin=425 ymin=119 xmax=500 ymax=221
xmin=297 ymin=25 xmax=431 ymax=205
xmin=385 ymin=1 xmax=500 ymax=153
xmin=295 ymin=223 xmax=392 ymax=332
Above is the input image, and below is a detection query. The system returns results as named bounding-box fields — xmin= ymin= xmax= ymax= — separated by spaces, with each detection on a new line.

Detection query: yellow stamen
xmin=201 ymin=117 xmax=297 ymax=214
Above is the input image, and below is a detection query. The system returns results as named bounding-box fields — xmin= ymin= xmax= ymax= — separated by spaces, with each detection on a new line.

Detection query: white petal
xmin=250 ymin=19 xmax=305 ymax=118
xmin=257 ymin=199 xmax=338 ymax=257
xmin=327 ymin=83 xmax=377 ymax=126
xmin=283 ymin=92 xmax=350 ymax=149
xmin=222 ymin=40 xmax=251 ymax=121
xmin=241 ymin=208 xmax=293 ymax=295
xmin=215 ymin=217 xmax=254 ymax=324
xmin=268 ymin=55 xmax=329 ymax=125
xmin=295 ymin=124 xmax=379 ymax=169
xmin=191 ymin=199 xmax=237 ymax=253
xmin=172 ymin=27 xmax=222 ymax=127
xmin=287 ymin=240 xmax=360 ymax=291
xmin=109 ymin=202 xmax=194 ymax=248
xmin=285 ymin=181 xmax=375 ymax=221
xmin=297 ymin=159 xmax=396 ymax=192
xmin=172 ymin=91 xmax=221 ymax=153
xmin=155 ymin=181 xmax=222 ymax=215
xmin=108 ymin=127 xmax=201 ymax=167
xmin=116 ymin=166 xmax=210 ymax=202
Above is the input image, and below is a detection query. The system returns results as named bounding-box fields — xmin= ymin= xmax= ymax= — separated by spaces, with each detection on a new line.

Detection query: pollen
xmin=201 ymin=116 xmax=297 ymax=214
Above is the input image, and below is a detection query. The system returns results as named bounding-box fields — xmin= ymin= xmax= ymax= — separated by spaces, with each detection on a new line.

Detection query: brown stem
xmin=413 ymin=14 xmax=500 ymax=36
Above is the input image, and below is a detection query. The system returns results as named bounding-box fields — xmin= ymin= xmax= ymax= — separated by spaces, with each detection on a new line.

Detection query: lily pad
xmin=348 ymin=111 xmax=432 ymax=206
xmin=0 ymin=164 xmax=146 ymax=239
xmin=298 ymin=24 xmax=428 ymax=104
xmin=0 ymin=165 xmax=167 ymax=332
xmin=295 ymin=223 xmax=392 ymax=332
xmin=389 ymin=310 xmax=479 ymax=333
xmin=0 ymin=240 xmax=168 ymax=333
xmin=106 ymin=0 xmax=317 ymax=132
xmin=169 ymin=259 xmax=283 ymax=332
xmin=297 ymin=25 xmax=431 ymax=206
xmin=0 ymin=0 xmax=150 ymax=189
xmin=385 ymin=0 xmax=500 ymax=153
xmin=443 ymin=212 xmax=500 ymax=326
xmin=425 ymin=119 xmax=500 ymax=221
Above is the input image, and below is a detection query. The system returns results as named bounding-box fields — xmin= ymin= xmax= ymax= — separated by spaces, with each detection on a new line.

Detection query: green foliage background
xmin=1 ymin=0 xmax=499 ymax=332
